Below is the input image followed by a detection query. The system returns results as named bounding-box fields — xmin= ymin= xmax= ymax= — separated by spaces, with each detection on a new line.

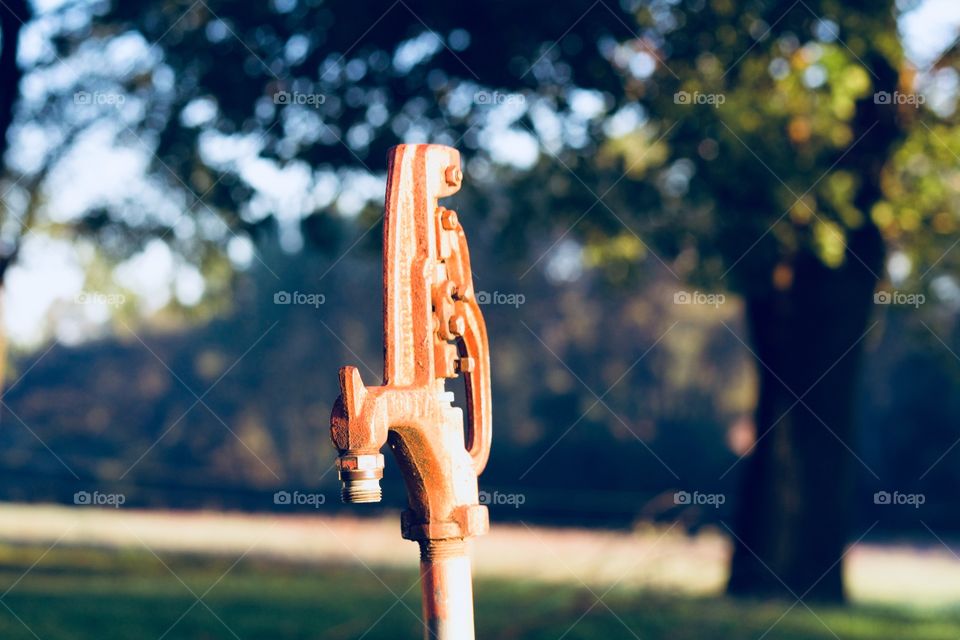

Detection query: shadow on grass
xmin=0 ymin=543 xmax=956 ymax=639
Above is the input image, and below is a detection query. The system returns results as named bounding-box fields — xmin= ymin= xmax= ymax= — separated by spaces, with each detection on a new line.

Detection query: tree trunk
xmin=726 ymin=225 xmax=883 ymax=603
xmin=0 ymin=1 xmax=28 ymax=389
xmin=0 ymin=0 xmax=29 ymax=163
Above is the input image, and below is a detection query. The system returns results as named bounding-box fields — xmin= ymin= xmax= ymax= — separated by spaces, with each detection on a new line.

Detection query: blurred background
xmin=0 ymin=0 xmax=959 ymax=637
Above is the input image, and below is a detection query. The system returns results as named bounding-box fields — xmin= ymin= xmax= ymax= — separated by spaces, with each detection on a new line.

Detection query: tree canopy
xmin=4 ymin=0 xmax=955 ymax=305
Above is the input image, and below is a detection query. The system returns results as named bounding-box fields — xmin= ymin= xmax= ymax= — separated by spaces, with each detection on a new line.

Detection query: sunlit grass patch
xmin=0 ymin=543 xmax=957 ymax=639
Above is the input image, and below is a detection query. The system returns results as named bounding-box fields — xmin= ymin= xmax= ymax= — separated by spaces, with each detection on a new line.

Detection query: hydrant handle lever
xmin=449 ymin=239 xmax=492 ymax=474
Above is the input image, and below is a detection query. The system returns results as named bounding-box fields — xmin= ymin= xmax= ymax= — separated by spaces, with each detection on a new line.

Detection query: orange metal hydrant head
xmin=330 ymin=143 xmax=492 ymax=544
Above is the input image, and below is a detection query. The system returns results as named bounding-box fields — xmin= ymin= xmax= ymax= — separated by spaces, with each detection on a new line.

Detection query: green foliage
xmin=12 ymin=0 xmax=955 ymax=306
xmin=881 ymin=122 xmax=960 ymax=284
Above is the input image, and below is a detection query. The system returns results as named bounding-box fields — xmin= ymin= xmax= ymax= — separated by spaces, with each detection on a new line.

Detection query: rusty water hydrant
xmin=330 ymin=143 xmax=492 ymax=640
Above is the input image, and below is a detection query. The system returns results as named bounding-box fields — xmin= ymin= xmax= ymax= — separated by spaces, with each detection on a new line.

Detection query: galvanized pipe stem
xmin=418 ymin=539 xmax=475 ymax=640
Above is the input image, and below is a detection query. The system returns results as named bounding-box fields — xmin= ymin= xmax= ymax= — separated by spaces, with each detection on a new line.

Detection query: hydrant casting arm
xmin=330 ymin=143 xmax=491 ymax=640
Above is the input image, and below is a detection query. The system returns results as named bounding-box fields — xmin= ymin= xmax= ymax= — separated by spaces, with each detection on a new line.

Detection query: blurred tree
xmin=5 ymin=0 xmax=958 ymax=603
xmin=0 ymin=0 xmax=31 ymax=375
xmin=0 ymin=0 xmax=30 ymax=167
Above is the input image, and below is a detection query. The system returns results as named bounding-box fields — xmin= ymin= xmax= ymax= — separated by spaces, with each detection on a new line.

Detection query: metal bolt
xmin=444 ymin=166 xmax=462 ymax=187
xmin=456 ymin=357 xmax=475 ymax=373
xmin=440 ymin=208 xmax=459 ymax=230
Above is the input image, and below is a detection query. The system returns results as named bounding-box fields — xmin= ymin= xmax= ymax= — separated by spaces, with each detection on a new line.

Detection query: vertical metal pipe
xmin=418 ymin=539 xmax=475 ymax=640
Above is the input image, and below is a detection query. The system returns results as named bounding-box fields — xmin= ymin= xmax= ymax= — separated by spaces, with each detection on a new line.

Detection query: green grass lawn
xmin=0 ymin=543 xmax=957 ymax=639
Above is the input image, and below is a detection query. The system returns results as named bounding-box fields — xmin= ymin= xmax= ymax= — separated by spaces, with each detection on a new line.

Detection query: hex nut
xmin=444 ymin=166 xmax=463 ymax=187
xmin=337 ymin=453 xmax=384 ymax=474
xmin=440 ymin=207 xmax=459 ymax=230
